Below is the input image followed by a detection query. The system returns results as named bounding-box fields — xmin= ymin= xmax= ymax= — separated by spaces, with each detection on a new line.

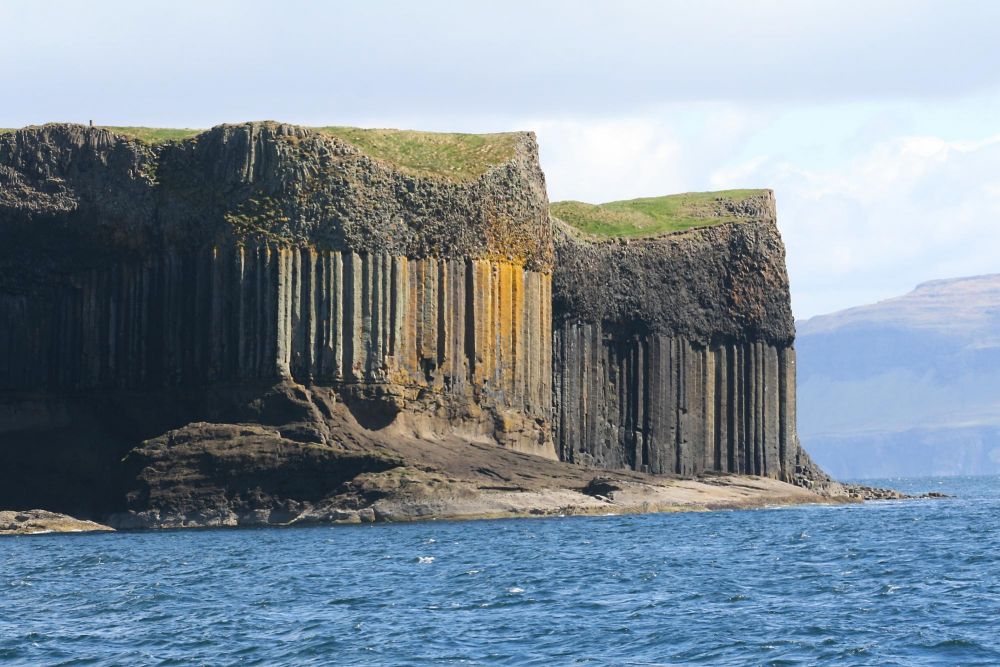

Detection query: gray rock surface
xmin=0 ymin=122 xmax=552 ymax=269
xmin=551 ymin=192 xmax=793 ymax=345
xmin=0 ymin=509 xmax=113 ymax=535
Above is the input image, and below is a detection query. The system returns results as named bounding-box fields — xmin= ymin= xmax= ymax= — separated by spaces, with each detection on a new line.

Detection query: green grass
xmin=315 ymin=127 xmax=520 ymax=180
xmin=0 ymin=126 xmax=201 ymax=143
xmin=99 ymin=126 xmax=203 ymax=144
xmin=550 ymin=189 xmax=769 ymax=238
xmin=4 ymin=123 xmax=521 ymax=180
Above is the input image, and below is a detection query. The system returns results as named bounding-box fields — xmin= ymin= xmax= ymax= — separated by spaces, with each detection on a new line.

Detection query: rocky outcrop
xmin=551 ymin=194 xmax=813 ymax=481
xmin=114 ymin=420 xmax=400 ymax=529
xmin=0 ymin=510 xmax=113 ymax=536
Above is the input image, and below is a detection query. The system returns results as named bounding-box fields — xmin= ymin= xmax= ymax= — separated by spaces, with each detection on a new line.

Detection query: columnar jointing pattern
xmin=553 ymin=324 xmax=797 ymax=480
xmin=0 ymin=244 xmax=552 ymax=421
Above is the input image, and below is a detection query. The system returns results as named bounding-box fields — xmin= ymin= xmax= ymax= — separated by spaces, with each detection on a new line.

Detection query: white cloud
xmin=532 ymin=106 xmax=772 ymax=202
xmin=722 ymin=134 xmax=1000 ymax=317
xmin=7 ymin=1 xmax=1000 ymax=126
xmin=534 ymin=119 xmax=685 ymax=202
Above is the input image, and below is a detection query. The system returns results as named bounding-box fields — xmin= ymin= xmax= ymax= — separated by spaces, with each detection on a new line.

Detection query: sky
xmin=3 ymin=0 xmax=999 ymax=318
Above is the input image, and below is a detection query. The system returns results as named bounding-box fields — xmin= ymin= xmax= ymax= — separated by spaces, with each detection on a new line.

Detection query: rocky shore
xmin=7 ymin=469 xmax=938 ymax=534
xmin=0 ymin=510 xmax=113 ymax=536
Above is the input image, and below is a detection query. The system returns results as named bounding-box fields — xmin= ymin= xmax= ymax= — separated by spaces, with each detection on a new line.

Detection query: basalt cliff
xmin=0 ymin=122 xmax=842 ymax=531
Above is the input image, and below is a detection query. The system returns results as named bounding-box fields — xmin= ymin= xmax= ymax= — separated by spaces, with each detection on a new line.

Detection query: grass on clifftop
xmin=43 ymin=124 xmax=519 ymax=181
xmin=316 ymin=127 xmax=519 ymax=181
xmin=550 ymin=189 xmax=768 ymax=238
xmin=99 ymin=126 xmax=203 ymax=143
xmin=0 ymin=126 xmax=202 ymax=142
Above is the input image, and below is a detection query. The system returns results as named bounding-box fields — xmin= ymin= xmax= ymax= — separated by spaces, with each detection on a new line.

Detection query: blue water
xmin=2 ymin=477 xmax=998 ymax=666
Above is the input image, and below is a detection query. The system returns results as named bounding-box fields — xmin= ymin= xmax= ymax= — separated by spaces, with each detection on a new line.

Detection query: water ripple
xmin=1 ymin=476 xmax=999 ymax=664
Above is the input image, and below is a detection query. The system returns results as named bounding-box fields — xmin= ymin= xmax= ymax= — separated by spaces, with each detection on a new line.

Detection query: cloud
xmin=4 ymin=1 xmax=1000 ymax=126
xmin=534 ymin=119 xmax=685 ymax=202
xmin=714 ymin=134 xmax=1000 ymax=317
xmin=533 ymin=106 xmax=772 ymax=202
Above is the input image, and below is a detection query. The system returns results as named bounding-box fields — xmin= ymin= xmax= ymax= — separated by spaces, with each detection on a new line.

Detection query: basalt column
xmin=282 ymin=250 xmax=553 ymax=454
xmin=552 ymin=326 xmax=796 ymax=477
xmin=551 ymin=193 xmax=804 ymax=480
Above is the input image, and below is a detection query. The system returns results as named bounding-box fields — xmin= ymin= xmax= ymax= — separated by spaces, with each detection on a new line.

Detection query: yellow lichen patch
xmin=512 ymin=267 xmax=525 ymax=400
xmin=498 ymin=262 xmax=514 ymax=395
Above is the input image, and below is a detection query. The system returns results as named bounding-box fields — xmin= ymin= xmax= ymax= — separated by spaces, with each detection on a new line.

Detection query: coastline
xmin=2 ymin=473 xmax=862 ymax=536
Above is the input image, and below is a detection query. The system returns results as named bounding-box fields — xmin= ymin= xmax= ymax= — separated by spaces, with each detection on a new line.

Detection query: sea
xmin=2 ymin=476 xmax=998 ymax=666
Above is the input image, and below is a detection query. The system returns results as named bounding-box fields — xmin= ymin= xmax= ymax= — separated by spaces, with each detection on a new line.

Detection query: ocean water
xmin=2 ymin=476 xmax=999 ymax=666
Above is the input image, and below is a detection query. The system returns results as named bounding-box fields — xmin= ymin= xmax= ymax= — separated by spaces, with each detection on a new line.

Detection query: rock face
xmin=551 ymin=192 xmax=813 ymax=480
xmin=0 ymin=122 xmax=554 ymax=523
xmin=0 ymin=122 xmax=830 ymax=527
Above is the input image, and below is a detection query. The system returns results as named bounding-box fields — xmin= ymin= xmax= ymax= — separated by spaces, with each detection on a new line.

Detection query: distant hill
xmin=796 ymin=274 xmax=1000 ymax=478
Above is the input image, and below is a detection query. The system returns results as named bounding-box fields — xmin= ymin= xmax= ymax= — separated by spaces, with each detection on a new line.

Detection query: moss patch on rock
xmin=551 ymin=189 xmax=770 ymax=238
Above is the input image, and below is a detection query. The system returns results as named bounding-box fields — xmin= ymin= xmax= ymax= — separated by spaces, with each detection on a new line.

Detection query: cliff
xmin=0 ymin=123 xmax=839 ymax=528
xmin=551 ymin=190 xmax=821 ymax=483
xmin=1 ymin=122 xmax=555 ymax=524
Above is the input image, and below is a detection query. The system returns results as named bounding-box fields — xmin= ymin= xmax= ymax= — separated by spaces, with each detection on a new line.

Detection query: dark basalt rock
xmin=551 ymin=192 xmax=793 ymax=346
xmin=581 ymin=477 xmax=622 ymax=498
xmin=0 ymin=122 xmax=552 ymax=270
xmin=551 ymin=195 xmax=818 ymax=482
xmin=114 ymin=421 xmax=401 ymax=529
xmin=0 ymin=122 xmax=557 ymax=523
